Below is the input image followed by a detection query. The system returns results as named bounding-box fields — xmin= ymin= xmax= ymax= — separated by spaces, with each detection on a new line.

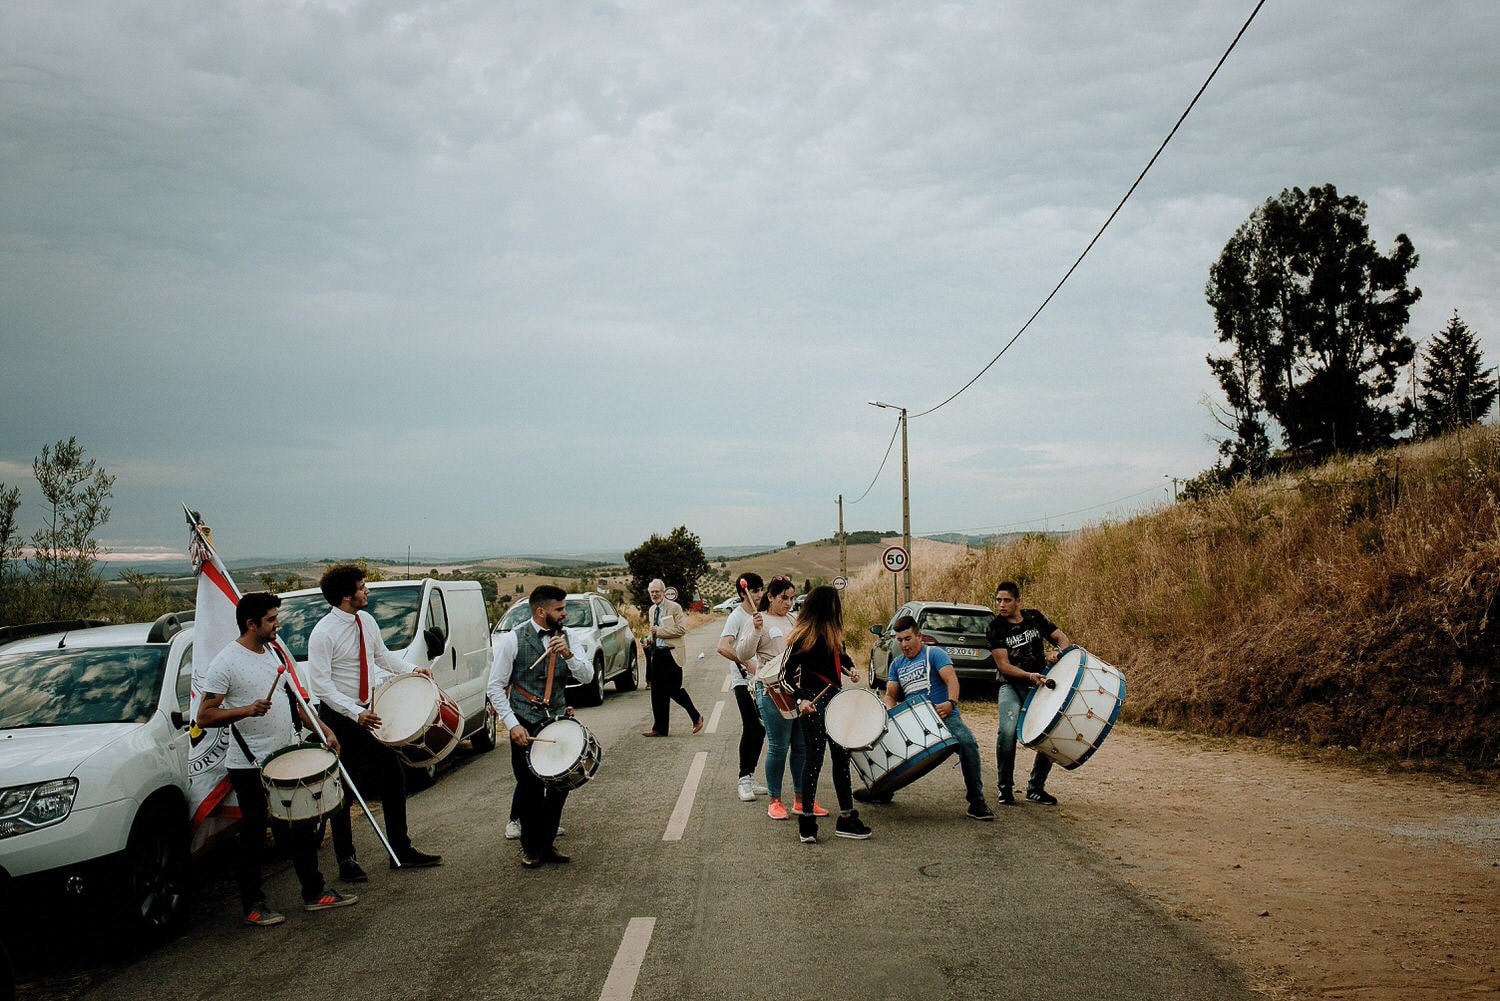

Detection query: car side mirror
xmin=600 ymin=616 xmax=618 ymax=627
xmin=869 ymin=625 xmax=882 ymax=636
xmin=171 ymin=711 xmax=188 ymax=730
xmin=424 ymin=627 xmax=447 ymax=660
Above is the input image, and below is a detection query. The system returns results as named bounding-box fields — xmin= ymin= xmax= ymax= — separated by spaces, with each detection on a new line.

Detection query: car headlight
xmin=0 ymin=778 xmax=79 ymax=839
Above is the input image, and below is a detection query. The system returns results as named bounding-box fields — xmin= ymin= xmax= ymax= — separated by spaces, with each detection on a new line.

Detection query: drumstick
xmin=264 ymin=665 xmax=286 ymax=702
xmin=528 ymin=736 xmax=557 ymax=743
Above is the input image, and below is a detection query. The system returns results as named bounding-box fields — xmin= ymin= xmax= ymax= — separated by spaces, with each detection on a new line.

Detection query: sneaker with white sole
xmin=752 ymin=782 xmax=769 ymax=795
xmin=504 ymin=818 xmax=522 ymax=840
xmin=737 ymin=775 xmax=756 ymax=801
xmin=304 ymin=887 xmax=359 ymax=912
xmin=244 ymin=902 xmax=285 ymax=927
xmin=835 ymin=811 xmax=872 ymax=839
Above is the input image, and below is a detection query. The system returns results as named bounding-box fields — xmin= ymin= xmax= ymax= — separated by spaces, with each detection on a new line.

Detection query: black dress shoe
xmin=338 ymin=858 xmax=369 ymax=883
xmin=391 ymin=848 xmax=443 ymax=869
xmin=520 ymin=853 xmax=543 ymax=869
xmin=541 ymin=850 xmax=571 ymax=864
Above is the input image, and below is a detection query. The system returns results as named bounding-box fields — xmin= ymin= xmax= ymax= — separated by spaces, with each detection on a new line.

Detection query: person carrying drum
xmin=786 ymin=585 xmax=872 ymax=843
xmin=874 ymin=616 xmax=995 ymax=821
xmin=487 ymin=584 xmax=596 ymax=868
xmin=306 ymin=564 xmax=443 ymax=881
xmin=987 ymin=581 xmax=1071 ymax=806
xmin=197 ymin=592 xmax=356 ymax=926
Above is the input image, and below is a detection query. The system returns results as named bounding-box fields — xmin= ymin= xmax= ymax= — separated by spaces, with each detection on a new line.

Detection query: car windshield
xmin=917 ymin=610 xmax=992 ymax=638
xmin=275 ymin=586 xmax=424 ymax=659
xmin=0 ymin=646 xmax=168 ymax=728
xmin=496 ymin=600 xmax=593 ymax=630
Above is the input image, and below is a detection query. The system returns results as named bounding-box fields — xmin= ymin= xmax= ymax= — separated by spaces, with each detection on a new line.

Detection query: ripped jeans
xmin=996 ymin=683 xmax=1053 ymax=794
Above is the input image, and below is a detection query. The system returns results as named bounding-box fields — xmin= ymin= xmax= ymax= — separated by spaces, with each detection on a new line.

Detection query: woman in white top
xmin=734 ymin=576 xmax=823 ymax=821
xmin=717 ymin=573 xmax=768 ymax=803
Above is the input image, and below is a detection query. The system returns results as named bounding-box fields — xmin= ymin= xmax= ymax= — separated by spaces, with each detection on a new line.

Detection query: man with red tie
xmin=307 ymin=563 xmax=443 ymax=881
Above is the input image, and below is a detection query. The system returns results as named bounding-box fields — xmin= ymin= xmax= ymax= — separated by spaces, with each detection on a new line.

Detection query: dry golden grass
xmin=839 ymin=425 xmax=1500 ymax=765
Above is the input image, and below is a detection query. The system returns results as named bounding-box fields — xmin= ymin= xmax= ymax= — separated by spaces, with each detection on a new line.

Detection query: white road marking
xmin=599 ymin=916 xmax=656 ymax=1001
xmin=721 ymin=673 xmax=733 ymax=692
xmin=663 ymin=751 xmax=708 ymax=842
xmin=706 ymin=700 xmax=725 ymax=733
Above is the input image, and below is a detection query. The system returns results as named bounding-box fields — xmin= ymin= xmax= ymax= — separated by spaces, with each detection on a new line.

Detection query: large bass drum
xmin=849 ymin=695 xmax=958 ymax=798
xmin=1018 ymin=646 xmax=1126 ymax=769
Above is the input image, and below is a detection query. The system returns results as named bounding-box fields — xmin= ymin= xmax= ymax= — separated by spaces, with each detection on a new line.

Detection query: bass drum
xmin=849 ymin=695 xmax=958 ymax=798
xmin=527 ymin=717 xmax=603 ymax=791
xmin=824 ymin=688 xmax=888 ymax=752
xmin=260 ymin=743 xmax=343 ymax=824
xmin=1019 ymin=646 xmax=1126 ymax=769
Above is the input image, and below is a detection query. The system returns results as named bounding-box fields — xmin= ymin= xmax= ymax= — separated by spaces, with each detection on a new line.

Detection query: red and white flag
xmin=183 ymin=505 xmax=305 ymax=850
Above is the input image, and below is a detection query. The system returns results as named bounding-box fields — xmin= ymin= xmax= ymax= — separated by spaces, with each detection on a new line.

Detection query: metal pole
xmin=838 ymin=494 xmax=846 ymax=576
xmin=899 ymin=407 xmax=911 ymax=603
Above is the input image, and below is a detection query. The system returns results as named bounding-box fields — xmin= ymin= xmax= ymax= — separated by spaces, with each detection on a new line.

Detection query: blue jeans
xmin=755 ymin=684 xmax=806 ymax=801
xmin=996 ymin=684 xmax=1053 ymax=794
xmin=943 ymin=711 xmax=986 ymax=805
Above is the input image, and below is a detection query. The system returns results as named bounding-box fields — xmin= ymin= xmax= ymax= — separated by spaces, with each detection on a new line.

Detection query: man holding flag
xmin=197 ymin=592 xmax=356 ymax=926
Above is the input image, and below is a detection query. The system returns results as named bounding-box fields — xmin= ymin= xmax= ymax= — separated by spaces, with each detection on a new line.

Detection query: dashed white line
xmin=705 ymin=700 xmax=725 ymax=734
xmin=720 ymin=673 xmax=733 ymax=692
xmin=599 ymin=916 xmax=656 ymax=1001
xmin=663 ymin=751 xmax=708 ymax=842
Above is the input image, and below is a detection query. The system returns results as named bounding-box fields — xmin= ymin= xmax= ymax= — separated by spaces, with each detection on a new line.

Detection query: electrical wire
xmin=920 ymin=483 xmax=1168 ymax=537
xmin=909 ymin=0 xmax=1268 ymax=420
xmin=847 ymin=416 xmax=902 ymax=505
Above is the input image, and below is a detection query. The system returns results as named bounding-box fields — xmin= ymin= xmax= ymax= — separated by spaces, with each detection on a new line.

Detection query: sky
xmin=2 ymin=1 xmax=1497 ymax=564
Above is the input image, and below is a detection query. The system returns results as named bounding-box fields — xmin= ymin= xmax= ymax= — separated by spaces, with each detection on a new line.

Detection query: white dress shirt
xmin=305 ymin=606 xmax=420 ymax=720
xmin=487 ymin=621 xmax=593 ymax=732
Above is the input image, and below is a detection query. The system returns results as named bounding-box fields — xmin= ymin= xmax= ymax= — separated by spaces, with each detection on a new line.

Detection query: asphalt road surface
xmin=16 ymin=622 xmax=1256 ymax=1001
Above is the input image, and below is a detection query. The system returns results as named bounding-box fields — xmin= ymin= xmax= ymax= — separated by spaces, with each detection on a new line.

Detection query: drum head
xmin=530 ymin=719 xmax=586 ymax=778
xmin=372 ymin=675 xmax=437 ymax=744
xmin=1020 ymin=647 xmax=1085 ymax=745
xmin=262 ymin=745 xmax=336 ymax=781
xmin=825 ymin=689 xmax=887 ymax=750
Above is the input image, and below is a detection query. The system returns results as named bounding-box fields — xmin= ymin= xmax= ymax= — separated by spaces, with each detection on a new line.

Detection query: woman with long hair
xmin=717 ymin=572 xmax=768 ymax=802
xmin=734 ymin=575 xmax=825 ymax=821
xmin=784 ymin=585 xmax=871 ymax=843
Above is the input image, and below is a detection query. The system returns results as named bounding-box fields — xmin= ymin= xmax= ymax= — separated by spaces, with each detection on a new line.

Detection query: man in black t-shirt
xmin=986 ymin=580 xmax=1071 ymax=806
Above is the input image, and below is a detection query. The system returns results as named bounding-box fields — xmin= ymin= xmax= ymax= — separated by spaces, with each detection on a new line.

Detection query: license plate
xmin=942 ymin=646 xmax=981 ymax=658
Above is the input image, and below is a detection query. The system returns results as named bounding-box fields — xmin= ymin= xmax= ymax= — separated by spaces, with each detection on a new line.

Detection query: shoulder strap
xmin=229 ymin=722 xmax=258 ymax=766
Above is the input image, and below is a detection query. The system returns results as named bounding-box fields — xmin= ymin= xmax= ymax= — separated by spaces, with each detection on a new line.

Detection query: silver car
xmin=867 ymin=601 xmax=997 ymax=688
xmin=493 ymin=593 xmax=639 ymax=706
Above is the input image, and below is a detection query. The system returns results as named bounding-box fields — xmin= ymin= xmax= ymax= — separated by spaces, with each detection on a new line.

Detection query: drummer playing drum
xmin=868 ymin=616 xmax=995 ymax=821
xmin=197 ymin=592 xmax=356 ymax=926
xmin=987 ymin=581 xmax=1071 ymax=806
xmin=487 ymin=584 xmax=595 ymax=869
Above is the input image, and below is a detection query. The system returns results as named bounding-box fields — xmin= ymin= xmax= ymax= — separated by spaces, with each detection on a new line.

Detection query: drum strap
xmin=230 ymin=723 xmax=258 ymax=767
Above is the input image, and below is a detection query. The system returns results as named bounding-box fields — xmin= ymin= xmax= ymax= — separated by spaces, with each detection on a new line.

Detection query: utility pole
xmin=899 ymin=408 xmax=910 ymax=603
xmin=837 ymin=494 xmax=846 ymax=576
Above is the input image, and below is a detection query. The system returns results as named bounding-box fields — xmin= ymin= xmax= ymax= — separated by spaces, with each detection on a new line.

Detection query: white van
xmin=274 ymin=579 xmax=497 ymax=777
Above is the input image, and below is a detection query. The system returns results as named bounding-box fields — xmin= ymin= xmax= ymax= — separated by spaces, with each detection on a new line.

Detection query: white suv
xmin=0 ymin=614 xmax=197 ymax=943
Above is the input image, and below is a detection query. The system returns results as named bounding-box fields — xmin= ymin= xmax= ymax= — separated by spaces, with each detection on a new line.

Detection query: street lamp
xmin=868 ymin=400 xmax=911 ymax=603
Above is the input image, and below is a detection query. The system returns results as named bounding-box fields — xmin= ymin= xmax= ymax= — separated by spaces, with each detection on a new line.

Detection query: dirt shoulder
xmin=966 ymin=713 xmax=1500 ymax=1000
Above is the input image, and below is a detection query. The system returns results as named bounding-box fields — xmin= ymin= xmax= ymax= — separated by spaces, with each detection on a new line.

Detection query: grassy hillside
xmin=839 ymin=426 xmax=1500 ymax=767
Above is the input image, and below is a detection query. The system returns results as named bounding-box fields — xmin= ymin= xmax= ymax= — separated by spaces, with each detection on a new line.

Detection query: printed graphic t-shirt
xmin=986 ymin=609 xmax=1060 ymax=693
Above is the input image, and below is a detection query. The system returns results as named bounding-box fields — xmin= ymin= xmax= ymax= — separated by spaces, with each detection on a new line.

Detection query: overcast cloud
xmin=2 ymin=1 xmax=1496 ymax=563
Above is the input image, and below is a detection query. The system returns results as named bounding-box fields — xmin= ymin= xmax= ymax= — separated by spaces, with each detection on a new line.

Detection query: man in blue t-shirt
xmin=874 ymin=615 xmax=994 ymax=821
xmin=986 ymin=580 xmax=1072 ymax=806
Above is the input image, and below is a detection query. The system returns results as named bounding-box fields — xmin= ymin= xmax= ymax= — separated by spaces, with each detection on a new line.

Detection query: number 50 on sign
xmin=882 ymin=546 xmax=908 ymax=573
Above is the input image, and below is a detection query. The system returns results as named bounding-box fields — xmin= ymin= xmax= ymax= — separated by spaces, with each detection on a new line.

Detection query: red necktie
xmin=355 ymin=614 xmax=370 ymax=703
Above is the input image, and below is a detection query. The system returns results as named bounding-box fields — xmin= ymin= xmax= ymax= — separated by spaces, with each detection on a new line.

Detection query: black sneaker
xmin=304 ymin=887 xmax=359 ymax=912
xmin=835 ymin=811 xmax=872 ymax=840
xmin=391 ymin=848 xmax=443 ymax=869
xmin=967 ymin=800 xmax=996 ymax=821
xmin=996 ymin=788 xmax=1017 ymax=806
xmin=1026 ymin=789 xmax=1058 ymax=806
xmin=798 ymin=815 xmax=818 ymax=844
xmin=338 ymin=858 xmax=368 ymax=883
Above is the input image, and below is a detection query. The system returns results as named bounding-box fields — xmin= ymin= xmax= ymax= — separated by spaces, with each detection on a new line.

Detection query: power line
xmin=909 ymin=0 xmax=1268 ymax=421
xmin=918 ymin=483 xmax=1168 ymax=538
xmin=847 ymin=416 xmax=902 ymax=504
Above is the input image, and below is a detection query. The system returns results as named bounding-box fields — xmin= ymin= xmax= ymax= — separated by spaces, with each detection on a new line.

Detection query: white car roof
xmin=0 ymin=621 xmax=187 ymax=654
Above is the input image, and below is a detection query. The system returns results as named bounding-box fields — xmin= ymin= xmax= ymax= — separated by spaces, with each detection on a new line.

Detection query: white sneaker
xmin=504 ymin=819 xmax=521 ymax=840
xmin=556 ymin=826 xmax=566 ymax=838
xmin=752 ymin=782 xmax=769 ymax=795
xmin=737 ymin=776 xmax=756 ymax=801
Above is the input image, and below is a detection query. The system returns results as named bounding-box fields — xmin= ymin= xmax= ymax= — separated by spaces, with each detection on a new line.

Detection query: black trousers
xmin=510 ymin=717 xmax=567 ymax=857
xmin=733 ymin=684 xmax=765 ymax=777
xmin=797 ymin=694 xmax=854 ymax=815
xmin=319 ymin=705 xmax=411 ymax=860
xmin=648 ymin=648 xmax=699 ymax=734
xmin=228 ymin=768 xmax=324 ymax=910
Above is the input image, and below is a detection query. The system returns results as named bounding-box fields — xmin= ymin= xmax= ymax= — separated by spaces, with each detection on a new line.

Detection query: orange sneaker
xmin=767 ymin=799 xmax=789 ymax=821
xmin=792 ymin=798 xmax=830 ymax=817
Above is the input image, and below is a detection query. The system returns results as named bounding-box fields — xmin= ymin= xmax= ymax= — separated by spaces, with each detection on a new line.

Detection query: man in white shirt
xmin=198 ymin=592 xmax=355 ymax=926
xmin=487 ymin=584 xmax=593 ymax=867
xmin=306 ymin=564 xmax=442 ymax=879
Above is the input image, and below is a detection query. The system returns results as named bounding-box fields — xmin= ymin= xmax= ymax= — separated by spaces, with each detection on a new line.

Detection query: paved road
xmin=17 ymin=622 xmax=1255 ymax=1001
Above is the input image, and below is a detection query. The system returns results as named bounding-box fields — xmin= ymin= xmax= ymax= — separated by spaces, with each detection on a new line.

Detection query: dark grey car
xmin=867 ymin=601 xmax=996 ymax=688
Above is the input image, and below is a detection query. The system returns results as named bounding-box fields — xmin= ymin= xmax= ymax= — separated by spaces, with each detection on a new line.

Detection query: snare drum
xmin=849 ymin=696 xmax=958 ymax=797
xmin=371 ymin=674 xmax=464 ymax=769
xmin=1019 ymin=646 xmax=1125 ymax=770
xmin=527 ymin=718 xmax=603 ymax=790
xmin=824 ymin=688 xmax=888 ymax=751
xmin=260 ymin=743 xmax=343 ymax=824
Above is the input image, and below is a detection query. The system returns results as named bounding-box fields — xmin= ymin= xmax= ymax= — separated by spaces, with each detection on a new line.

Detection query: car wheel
xmin=405 ymin=761 xmax=438 ymax=788
xmin=470 ymin=705 xmax=497 ymax=752
xmin=615 ymin=643 xmax=639 ymax=692
xmin=869 ymin=651 xmax=881 ymax=689
xmin=120 ymin=804 xmax=190 ymax=945
xmin=580 ymin=654 xmax=606 ymax=706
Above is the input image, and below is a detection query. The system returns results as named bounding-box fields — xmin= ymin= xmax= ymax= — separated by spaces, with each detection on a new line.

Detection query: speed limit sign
xmin=882 ymin=546 xmax=909 ymax=574
xmin=664 ymin=587 xmax=679 ymax=601
xmin=833 ymin=575 xmax=848 ymax=590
